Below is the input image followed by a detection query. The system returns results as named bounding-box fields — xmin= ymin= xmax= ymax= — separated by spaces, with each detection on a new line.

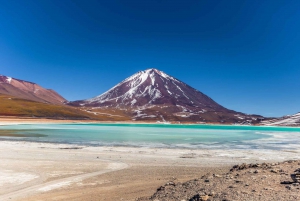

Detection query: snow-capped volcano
xmin=72 ymin=68 xmax=224 ymax=109
xmin=70 ymin=69 xmax=263 ymax=123
xmin=0 ymin=74 xmax=66 ymax=104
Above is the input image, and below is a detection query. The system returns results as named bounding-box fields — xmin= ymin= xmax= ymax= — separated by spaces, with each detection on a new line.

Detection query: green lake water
xmin=1 ymin=123 xmax=300 ymax=150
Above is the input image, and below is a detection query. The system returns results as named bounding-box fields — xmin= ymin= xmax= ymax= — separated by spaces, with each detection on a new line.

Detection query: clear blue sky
xmin=1 ymin=0 xmax=299 ymax=117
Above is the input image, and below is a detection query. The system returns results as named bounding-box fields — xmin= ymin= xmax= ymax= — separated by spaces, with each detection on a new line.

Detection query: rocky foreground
xmin=138 ymin=160 xmax=300 ymax=201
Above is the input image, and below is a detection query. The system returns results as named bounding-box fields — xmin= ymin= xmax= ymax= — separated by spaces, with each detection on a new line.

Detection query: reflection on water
xmin=0 ymin=130 xmax=47 ymax=137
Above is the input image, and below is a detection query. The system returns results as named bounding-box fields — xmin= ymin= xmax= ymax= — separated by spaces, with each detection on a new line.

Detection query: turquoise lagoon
xmin=1 ymin=123 xmax=300 ymax=150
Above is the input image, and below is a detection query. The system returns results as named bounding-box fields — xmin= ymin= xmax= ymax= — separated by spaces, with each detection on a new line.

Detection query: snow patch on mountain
xmin=6 ymin=77 xmax=12 ymax=83
xmin=81 ymin=68 xmax=193 ymax=107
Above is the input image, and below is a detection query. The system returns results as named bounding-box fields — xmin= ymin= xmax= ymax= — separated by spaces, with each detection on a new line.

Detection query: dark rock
xmin=270 ymin=169 xmax=278 ymax=173
xmin=281 ymin=181 xmax=292 ymax=184
xmin=286 ymin=185 xmax=293 ymax=190
xmin=157 ymin=186 xmax=165 ymax=191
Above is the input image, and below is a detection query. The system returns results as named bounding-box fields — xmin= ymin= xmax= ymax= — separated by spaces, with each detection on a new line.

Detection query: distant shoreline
xmin=0 ymin=116 xmax=299 ymax=128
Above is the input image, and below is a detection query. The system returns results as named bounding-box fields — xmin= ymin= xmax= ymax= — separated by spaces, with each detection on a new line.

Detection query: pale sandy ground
xmin=1 ymin=141 xmax=300 ymax=201
xmin=1 ymin=119 xmax=300 ymax=201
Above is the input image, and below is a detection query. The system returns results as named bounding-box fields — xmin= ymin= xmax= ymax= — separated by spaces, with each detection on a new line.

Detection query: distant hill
xmin=69 ymin=68 xmax=263 ymax=124
xmin=0 ymin=74 xmax=131 ymax=121
xmin=0 ymin=75 xmax=66 ymax=104
xmin=261 ymin=112 xmax=300 ymax=126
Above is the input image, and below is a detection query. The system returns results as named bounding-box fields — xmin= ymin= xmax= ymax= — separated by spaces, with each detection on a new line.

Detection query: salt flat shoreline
xmin=0 ymin=117 xmax=238 ymax=126
xmin=0 ymin=117 xmax=298 ymax=128
xmin=1 ymin=118 xmax=300 ymax=200
xmin=0 ymin=140 xmax=300 ymax=201
xmin=2 ymin=117 xmax=300 ymax=132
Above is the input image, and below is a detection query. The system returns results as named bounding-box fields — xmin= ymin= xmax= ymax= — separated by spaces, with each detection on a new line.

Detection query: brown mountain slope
xmin=0 ymin=94 xmax=133 ymax=121
xmin=0 ymin=94 xmax=94 ymax=119
xmin=0 ymin=75 xmax=66 ymax=104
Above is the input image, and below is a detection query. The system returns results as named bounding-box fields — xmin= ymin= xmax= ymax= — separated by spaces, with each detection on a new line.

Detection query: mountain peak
xmin=69 ymin=69 xmax=263 ymax=123
xmin=144 ymin=68 xmax=163 ymax=74
xmin=127 ymin=68 xmax=170 ymax=80
xmin=145 ymin=68 xmax=159 ymax=72
xmin=71 ymin=68 xmax=222 ymax=109
xmin=123 ymin=68 xmax=179 ymax=88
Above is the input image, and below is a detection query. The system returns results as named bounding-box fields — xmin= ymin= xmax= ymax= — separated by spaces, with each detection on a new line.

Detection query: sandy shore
xmin=0 ymin=117 xmax=167 ymax=125
xmin=0 ymin=117 xmax=264 ymax=125
xmin=0 ymin=140 xmax=300 ymax=201
xmin=0 ymin=117 xmax=107 ymax=125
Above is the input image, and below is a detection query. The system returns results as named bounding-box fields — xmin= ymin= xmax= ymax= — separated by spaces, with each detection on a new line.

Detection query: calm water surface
xmin=1 ymin=123 xmax=300 ymax=150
